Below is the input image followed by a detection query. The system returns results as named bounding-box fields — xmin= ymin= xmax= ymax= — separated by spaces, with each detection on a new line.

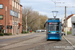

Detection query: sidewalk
xmin=0 ymin=32 xmax=35 ymax=39
xmin=65 ymin=34 xmax=75 ymax=48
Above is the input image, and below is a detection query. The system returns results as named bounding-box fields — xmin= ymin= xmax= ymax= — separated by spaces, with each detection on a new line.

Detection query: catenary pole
xmin=65 ymin=6 xmax=67 ymax=36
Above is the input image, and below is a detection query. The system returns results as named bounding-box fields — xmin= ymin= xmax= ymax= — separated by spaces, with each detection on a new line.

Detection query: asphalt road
xmin=0 ymin=32 xmax=74 ymax=50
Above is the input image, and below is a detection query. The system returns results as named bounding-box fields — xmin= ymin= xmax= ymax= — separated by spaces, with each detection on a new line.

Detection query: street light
xmin=26 ymin=13 xmax=27 ymax=32
xmin=5 ymin=6 xmax=7 ymax=33
xmin=52 ymin=11 xmax=58 ymax=18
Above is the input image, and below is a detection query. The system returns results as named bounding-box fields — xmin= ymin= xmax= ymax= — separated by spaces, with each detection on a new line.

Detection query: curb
xmin=63 ymin=35 xmax=75 ymax=49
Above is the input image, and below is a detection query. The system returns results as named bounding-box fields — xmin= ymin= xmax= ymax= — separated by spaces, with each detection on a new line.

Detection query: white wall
xmin=67 ymin=17 xmax=72 ymax=27
xmin=61 ymin=18 xmax=65 ymax=24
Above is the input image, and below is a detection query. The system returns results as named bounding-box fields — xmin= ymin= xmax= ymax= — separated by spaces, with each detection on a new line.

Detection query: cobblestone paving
xmin=26 ymin=38 xmax=74 ymax=50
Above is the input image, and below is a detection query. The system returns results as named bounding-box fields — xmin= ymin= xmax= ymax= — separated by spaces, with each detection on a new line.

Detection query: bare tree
xmin=22 ymin=6 xmax=48 ymax=31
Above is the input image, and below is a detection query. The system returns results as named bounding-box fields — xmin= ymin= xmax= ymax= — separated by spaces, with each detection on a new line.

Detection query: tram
xmin=44 ymin=18 xmax=62 ymax=41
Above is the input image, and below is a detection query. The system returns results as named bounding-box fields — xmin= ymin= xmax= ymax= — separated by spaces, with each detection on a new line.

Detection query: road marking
xmin=63 ymin=36 xmax=75 ymax=49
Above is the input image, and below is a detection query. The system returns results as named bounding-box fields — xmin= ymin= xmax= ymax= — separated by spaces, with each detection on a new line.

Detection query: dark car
xmin=61 ymin=32 xmax=65 ymax=36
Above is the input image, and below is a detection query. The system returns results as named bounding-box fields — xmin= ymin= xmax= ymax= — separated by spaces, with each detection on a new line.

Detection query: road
xmin=0 ymin=32 xmax=74 ymax=50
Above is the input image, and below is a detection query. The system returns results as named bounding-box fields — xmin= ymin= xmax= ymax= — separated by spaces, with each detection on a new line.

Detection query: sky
xmin=20 ymin=0 xmax=75 ymax=18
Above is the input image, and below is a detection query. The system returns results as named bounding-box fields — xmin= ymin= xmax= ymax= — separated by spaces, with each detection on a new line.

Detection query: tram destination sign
xmin=49 ymin=22 xmax=58 ymax=25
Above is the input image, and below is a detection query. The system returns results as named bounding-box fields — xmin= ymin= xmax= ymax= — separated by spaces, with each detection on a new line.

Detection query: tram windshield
xmin=48 ymin=22 xmax=59 ymax=31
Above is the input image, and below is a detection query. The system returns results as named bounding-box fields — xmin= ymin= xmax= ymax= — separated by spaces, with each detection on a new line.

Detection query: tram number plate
xmin=51 ymin=32 xmax=55 ymax=34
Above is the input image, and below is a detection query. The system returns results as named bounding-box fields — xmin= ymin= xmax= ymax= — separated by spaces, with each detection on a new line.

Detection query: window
xmin=0 ymin=15 xmax=3 ymax=20
xmin=0 ymin=4 xmax=3 ymax=9
xmin=48 ymin=22 xmax=59 ymax=31
xmin=73 ymin=23 xmax=75 ymax=28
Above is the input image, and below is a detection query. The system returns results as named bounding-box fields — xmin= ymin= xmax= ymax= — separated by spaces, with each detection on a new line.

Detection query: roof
xmin=66 ymin=14 xmax=75 ymax=20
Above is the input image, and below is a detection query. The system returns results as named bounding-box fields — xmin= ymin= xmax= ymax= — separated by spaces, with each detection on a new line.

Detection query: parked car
xmin=35 ymin=30 xmax=46 ymax=32
xmin=61 ymin=32 xmax=65 ymax=36
xmin=41 ymin=30 xmax=46 ymax=32
xmin=35 ymin=30 xmax=41 ymax=32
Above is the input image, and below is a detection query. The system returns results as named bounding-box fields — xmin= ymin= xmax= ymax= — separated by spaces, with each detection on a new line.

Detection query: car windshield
xmin=48 ymin=23 xmax=59 ymax=31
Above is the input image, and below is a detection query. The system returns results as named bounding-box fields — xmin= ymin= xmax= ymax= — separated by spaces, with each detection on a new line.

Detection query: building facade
xmin=0 ymin=0 xmax=22 ymax=34
xmin=66 ymin=14 xmax=74 ymax=31
xmin=61 ymin=14 xmax=75 ymax=31
xmin=71 ymin=14 xmax=75 ymax=35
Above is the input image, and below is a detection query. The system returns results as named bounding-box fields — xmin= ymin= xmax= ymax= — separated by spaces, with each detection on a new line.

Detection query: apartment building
xmin=0 ymin=0 xmax=22 ymax=34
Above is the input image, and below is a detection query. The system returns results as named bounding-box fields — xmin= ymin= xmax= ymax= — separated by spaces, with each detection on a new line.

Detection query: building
xmin=61 ymin=14 xmax=75 ymax=31
xmin=0 ymin=0 xmax=22 ymax=34
xmin=66 ymin=14 xmax=74 ymax=31
xmin=71 ymin=14 xmax=75 ymax=35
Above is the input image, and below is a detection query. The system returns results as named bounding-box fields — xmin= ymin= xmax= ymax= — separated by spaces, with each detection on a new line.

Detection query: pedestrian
xmin=30 ymin=30 xmax=32 ymax=33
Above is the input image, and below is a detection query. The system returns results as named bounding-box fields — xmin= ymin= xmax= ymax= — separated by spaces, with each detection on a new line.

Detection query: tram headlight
xmin=48 ymin=32 xmax=51 ymax=34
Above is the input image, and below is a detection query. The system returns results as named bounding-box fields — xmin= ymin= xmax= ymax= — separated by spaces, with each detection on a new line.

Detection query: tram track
xmin=0 ymin=33 xmax=46 ymax=50
xmin=0 ymin=32 xmax=74 ymax=50
xmin=25 ymin=37 xmax=75 ymax=50
xmin=0 ymin=36 xmax=47 ymax=50
xmin=0 ymin=36 xmax=39 ymax=48
xmin=25 ymin=41 xmax=60 ymax=50
xmin=5 ymin=38 xmax=61 ymax=50
xmin=1 ymin=36 xmax=74 ymax=50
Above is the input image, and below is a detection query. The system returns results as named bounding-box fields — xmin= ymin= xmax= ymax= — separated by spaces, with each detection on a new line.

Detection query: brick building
xmin=0 ymin=0 xmax=22 ymax=34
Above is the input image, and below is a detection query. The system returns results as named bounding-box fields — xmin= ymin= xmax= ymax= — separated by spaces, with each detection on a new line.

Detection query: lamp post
xmin=26 ymin=14 xmax=27 ymax=32
xmin=5 ymin=6 xmax=7 ymax=33
xmin=9 ymin=0 xmax=10 ymax=33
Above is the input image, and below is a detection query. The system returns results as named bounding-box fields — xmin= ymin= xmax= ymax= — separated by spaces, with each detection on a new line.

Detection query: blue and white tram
xmin=45 ymin=18 xmax=62 ymax=41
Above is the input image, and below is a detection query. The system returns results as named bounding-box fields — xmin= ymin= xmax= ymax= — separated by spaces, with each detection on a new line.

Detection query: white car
xmin=35 ymin=30 xmax=46 ymax=32
xmin=35 ymin=30 xmax=41 ymax=32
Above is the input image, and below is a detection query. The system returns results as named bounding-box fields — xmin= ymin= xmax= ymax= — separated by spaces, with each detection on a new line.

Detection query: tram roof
xmin=48 ymin=18 xmax=59 ymax=20
xmin=47 ymin=19 xmax=60 ymax=22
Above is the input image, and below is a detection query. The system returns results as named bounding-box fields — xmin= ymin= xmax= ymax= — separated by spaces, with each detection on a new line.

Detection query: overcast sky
xmin=20 ymin=0 xmax=75 ymax=18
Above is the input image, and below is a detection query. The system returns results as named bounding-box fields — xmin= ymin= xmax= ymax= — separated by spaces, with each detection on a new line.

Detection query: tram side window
xmin=73 ymin=23 xmax=75 ymax=28
xmin=56 ymin=25 xmax=59 ymax=31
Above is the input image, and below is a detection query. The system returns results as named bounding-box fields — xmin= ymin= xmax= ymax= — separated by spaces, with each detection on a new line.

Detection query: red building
xmin=0 ymin=0 xmax=22 ymax=34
